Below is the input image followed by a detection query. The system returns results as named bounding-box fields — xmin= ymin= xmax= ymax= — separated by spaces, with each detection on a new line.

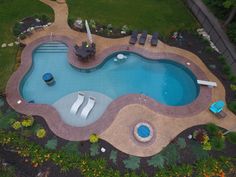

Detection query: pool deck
xmin=6 ymin=0 xmax=236 ymax=157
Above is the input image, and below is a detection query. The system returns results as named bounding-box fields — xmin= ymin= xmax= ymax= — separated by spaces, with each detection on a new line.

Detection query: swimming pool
xmin=20 ymin=42 xmax=199 ymax=106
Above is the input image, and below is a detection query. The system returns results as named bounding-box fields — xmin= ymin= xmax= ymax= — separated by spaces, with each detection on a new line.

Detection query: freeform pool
xmin=21 ymin=42 xmax=199 ymax=106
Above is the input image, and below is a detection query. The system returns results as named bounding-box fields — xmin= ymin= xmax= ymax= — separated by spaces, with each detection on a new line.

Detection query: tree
xmin=223 ymin=0 xmax=236 ymax=26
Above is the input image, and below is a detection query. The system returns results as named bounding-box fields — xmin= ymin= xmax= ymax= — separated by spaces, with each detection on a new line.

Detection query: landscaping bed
xmin=0 ymin=95 xmax=236 ymax=177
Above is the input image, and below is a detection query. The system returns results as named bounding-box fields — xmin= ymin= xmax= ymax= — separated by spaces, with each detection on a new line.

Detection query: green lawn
xmin=0 ymin=0 xmax=53 ymax=93
xmin=67 ymin=0 xmax=199 ymax=36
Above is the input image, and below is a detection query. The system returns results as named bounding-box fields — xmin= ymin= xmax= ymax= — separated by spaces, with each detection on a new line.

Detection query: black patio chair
xmin=129 ymin=31 xmax=138 ymax=45
xmin=139 ymin=31 xmax=147 ymax=45
xmin=151 ymin=32 xmax=158 ymax=46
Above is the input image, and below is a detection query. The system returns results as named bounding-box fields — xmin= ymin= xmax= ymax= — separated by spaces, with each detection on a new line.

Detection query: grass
xmin=0 ymin=0 xmax=53 ymax=93
xmin=67 ymin=0 xmax=199 ymax=36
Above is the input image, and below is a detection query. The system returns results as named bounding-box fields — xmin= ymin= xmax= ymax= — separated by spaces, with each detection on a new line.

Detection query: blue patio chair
xmin=209 ymin=100 xmax=225 ymax=114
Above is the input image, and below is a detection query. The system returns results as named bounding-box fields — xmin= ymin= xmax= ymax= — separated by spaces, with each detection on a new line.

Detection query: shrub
xmin=202 ymin=141 xmax=212 ymax=151
xmin=226 ymin=132 xmax=236 ymax=144
xmin=36 ymin=128 xmax=46 ymax=138
xmin=0 ymin=112 xmax=17 ymax=129
xmin=228 ymin=101 xmax=236 ymax=113
xmin=61 ymin=142 xmax=79 ymax=155
xmin=89 ymin=19 xmax=96 ymax=29
xmin=222 ymin=64 xmax=231 ymax=75
xmin=147 ymin=154 xmax=165 ymax=169
xmin=13 ymin=22 xmax=21 ymax=36
xmin=89 ymin=134 xmax=99 ymax=143
xmin=161 ymin=144 xmax=180 ymax=166
xmin=45 ymin=139 xmax=58 ymax=150
xmin=68 ymin=18 xmax=74 ymax=27
xmin=190 ymin=142 xmax=209 ymax=160
xmin=109 ymin=150 xmax=118 ymax=164
xmin=107 ymin=24 xmax=113 ymax=30
xmin=123 ymin=156 xmax=140 ymax=170
xmin=11 ymin=121 xmax=21 ymax=130
xmin=122 ymin=25 xmax=129 ymax=33
xmin=217 ymin=55 xmax=226 ymax=65
xmin=206 ymin=123 xmax=220 ymax=136
xmin=21 ymin=115 xmax=34 ymax=127
xmin=90 ymin=143 xmax=99 ymax=156
xmin=210 ymin=137 xmax=225 ymax=151
xmin=227 ymin=22 xmax=236 ymax=44
xmin=177 ymin=137 xmax=186 ymax=149
xmin=193 ymin=129 xmax=207 ymax=143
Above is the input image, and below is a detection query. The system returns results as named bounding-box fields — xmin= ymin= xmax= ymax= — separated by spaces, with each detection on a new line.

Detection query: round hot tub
xmin=134 ymin=122 xmax=154 ymax=143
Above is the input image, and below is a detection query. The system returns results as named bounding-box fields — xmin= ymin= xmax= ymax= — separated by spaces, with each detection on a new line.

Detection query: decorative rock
xmin=1 ymin=43 xmax=7 ymax=48
xmin=8 ymin=43 xmax=14 ymax=47
xmin=35 ymin=18 xmax=41 ymax=23
xmin=188 ymin=134 xmax=192 ymax=139
xmin=209 ymin=64 xmax=216 ymax=69
xmin=101 ymin=147 xmax=106 ymax=153
xmin=121 ymin=30 xmax=126 ymax=34
xmin=14 ymin=41 xmax=20 ymax=45
xmin=47 ymin=22 xmax=52 ymax=26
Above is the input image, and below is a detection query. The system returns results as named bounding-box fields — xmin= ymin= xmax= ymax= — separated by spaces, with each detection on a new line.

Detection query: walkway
xmin=7 ymin=0 xmax=236 ymax=157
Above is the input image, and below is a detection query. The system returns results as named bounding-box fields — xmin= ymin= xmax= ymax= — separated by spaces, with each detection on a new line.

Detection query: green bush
xmin=223 ymin=64 xmax=231 ymax=75
xmin=190 ymin=142 xmax=209 ymax=160
xmin=0 ymin=112 xmax=17 ymax=129
xmin=217 ymin=55 xmax=227 ymax=65
xmin=89 ymin=143 xmax=99 ymax=156
xmin=206 ymin=123 xmax=220 ymax=136
xmin=0 ymin=165 xmax=16 ymax=177
xmin=109 ymin=150 xmax=118 ymax=164
xmin=227 ymin=22 xmax=236 ymax=44
xmin=228 ymin=101 xmax=236 ymax=113
xmin=161 ymin=144 xmax=180 ymax=166
xmin=210 ymin=137 xmax=225 ymax=151
xmin=12 ymin=22 xmax=21 ymax=36
xmin=61 ymin=142 xmax=79 ymax=155
xmin=147 ymin=154 xmax=165 ymax=169
xmin=45 ymin=139 xmax=58 ymax=150
xmin=226 ymin=132 xmax=236 ymax=144
xmin=123 ymin=156 xmax=140 ymax=170
xmin=177 ymin=137 xmax=186 ymax=149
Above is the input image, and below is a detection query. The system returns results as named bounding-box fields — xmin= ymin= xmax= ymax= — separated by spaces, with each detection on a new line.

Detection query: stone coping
xmin=6 ymin=35 xmax=211 ymax=141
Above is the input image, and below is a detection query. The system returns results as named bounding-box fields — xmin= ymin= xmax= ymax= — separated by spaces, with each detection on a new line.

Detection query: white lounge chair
xmin=197 ymin=80 xmax=217 ymax=88
xmin=81 ymin=97 xmax=96 ymax=119
xmin=70 ymin=92 xmax=85 ymax=115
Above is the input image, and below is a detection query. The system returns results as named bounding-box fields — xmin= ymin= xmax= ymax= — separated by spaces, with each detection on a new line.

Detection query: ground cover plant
xmin=0 ymin=0 xmax=53 ymax=93
xmin=67 ymin=0 xmax=199 ymax=36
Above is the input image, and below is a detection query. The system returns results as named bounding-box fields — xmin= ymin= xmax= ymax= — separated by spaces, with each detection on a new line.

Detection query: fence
xmin=186 ymin=0 xmax=236 ymax=73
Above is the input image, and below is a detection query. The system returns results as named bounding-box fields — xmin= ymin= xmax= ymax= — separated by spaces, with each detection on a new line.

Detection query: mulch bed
xmin=1 ymin=31 xmax=236 ymax=176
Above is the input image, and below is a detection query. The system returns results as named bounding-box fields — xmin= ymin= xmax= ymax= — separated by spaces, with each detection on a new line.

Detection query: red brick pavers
xmin=6 ymin=35 xmax=211 ymax=141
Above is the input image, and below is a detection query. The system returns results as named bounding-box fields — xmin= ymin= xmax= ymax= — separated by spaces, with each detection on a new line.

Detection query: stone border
xmin=134 ymin=122 xmax=154 ymax=143
xmin=6 ymin=35 xmax=211 ymax=141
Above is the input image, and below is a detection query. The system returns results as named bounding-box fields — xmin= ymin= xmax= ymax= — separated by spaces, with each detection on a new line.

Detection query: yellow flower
xmin=12 ymin=121 xmax=21 ymax=130
xmin=36 ymin=128 xmax=46 ymax=138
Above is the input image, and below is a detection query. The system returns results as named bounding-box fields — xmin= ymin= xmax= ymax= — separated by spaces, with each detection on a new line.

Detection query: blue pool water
xmin=137 ymin=125 xmax=150 ymax=138
xmin=20 ymin=42 xmax=199 ymax=106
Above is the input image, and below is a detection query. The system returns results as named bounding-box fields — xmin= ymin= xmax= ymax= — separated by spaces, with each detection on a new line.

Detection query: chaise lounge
xmin=81 ymin=97 xmax=96 ymax=119
xmin=129 ymin=31 xmax=138 ymax=45
xmin=70 ymin=92 xmax=85 ymax=115
xmin=139 ymin=31 xmax=147 ymax=45
xmin=151 ymin=32 xmax=158 ymax=46
xmin=209 ymin=100 xmax=226 ymax=118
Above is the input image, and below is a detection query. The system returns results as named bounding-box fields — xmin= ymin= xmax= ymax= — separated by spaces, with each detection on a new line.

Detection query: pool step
xmin=36 ymin=42 xmax=68 ymax=53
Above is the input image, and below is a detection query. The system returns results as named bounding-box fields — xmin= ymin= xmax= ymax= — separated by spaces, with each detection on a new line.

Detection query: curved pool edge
xmin=6 ymin=35 xmax=211 ymax=141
